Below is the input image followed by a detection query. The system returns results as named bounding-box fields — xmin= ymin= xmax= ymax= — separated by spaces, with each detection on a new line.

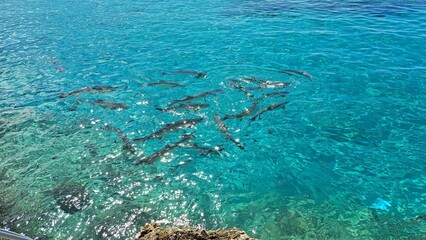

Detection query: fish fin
xmin=216 ymin=145 xmax=225 ymax=152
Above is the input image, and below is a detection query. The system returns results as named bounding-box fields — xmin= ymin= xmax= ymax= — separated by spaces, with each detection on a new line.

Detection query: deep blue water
xmin=1 ymin=0 xmax=425 ymax=239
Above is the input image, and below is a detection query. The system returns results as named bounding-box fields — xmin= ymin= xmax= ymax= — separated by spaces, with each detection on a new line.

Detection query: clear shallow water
xmin=1 ymin=0 xmax=425 ymax=239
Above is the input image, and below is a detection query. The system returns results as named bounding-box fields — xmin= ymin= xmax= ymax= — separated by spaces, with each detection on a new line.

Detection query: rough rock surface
xmin=134 ymin=223 xmax=255 ymax=240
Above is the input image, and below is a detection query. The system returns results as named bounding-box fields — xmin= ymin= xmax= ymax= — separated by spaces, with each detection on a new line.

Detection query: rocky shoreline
xmin=134 ymin=223 xmax=254 ymax=240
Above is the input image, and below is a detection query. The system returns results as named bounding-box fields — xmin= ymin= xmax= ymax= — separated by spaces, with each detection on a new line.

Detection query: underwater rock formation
xmin=134 ymin=223 xmax=254 ymax=240
xmin=0 ymin=196 xmax=10 ymax=218
xmin=53 ymin=183 xmax=89 ymax=214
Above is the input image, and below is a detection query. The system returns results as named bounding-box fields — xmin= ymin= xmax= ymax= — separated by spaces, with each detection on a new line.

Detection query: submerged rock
xmin=53 ymin=182 xmax=89 ymax=214
xmin=134 ymin=223 xmax=254 ymax=240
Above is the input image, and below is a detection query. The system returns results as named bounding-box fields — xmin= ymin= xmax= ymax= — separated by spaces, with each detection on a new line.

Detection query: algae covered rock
xmin=134 ymin=223 xmax=254 ymax=240
xmin=53 ymin=182 xmax=89 ymax=214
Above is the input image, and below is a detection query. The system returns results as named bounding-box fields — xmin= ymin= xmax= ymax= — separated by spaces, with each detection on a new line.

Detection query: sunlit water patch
xmin=1 ymin=0 xmax=425 ymax=239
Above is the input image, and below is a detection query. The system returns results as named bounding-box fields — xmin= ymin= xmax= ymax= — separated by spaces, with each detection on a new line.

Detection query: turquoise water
xmin=1 ymin=0 xmax=425 ymax=239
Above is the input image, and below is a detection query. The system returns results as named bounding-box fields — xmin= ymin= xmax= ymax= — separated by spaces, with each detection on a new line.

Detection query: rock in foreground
xmin=135 ymin=223 xmax=254 ymax=240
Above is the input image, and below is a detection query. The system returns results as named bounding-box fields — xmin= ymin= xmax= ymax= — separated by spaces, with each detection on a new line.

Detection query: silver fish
xmin=263 ymin=91 xmax=290 ymax=98
xmin=155 ymin=103 xmax=209 ymax=112
xmin=140 ymin=80 xmax=184 ymax=88
xmin=133 ymin=132 xmax=196 ymax=165
xmin=182 ymin=142 xmax=224 ymax=156
xmin=227 ymin=80 xmax=254 ymax=97
xmin=246 ymin=81 xmax=291 ymax=90
xmin=59 ymin=86 xmax=117 ymax=98
xmin=134 ymin=118 xmax=203 ymax=142
xmin=239 ymin=77 xmax=291 ymax=89
xmin=223 ymin=99 xmax=259 ymax=120
xmin=239 ymin=77 xmax=269 ymax=84
xmin=169 ymin=89 xmax=223 ymax=106
xmin=50 ymin=59 xmax=65 ymax=73
xmin=77 ymin=99 xmax=128 ymax=110
xmin=161 ymin=70 xmax=207 ymax=79
xmin=249 ymin=101 xmax=289 ymax=123
xmin=213 ymin=113 xmax=244 ymax=150
xmin=280 ymin=69 xmax=312 ymax=80
xmin=104 ymin=125 xmax=136 ymax=154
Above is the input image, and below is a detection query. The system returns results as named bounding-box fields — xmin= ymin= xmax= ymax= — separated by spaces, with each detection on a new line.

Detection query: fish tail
xmin=134 ymin=136 xmax=148 ymax=142
xmin=195 ymin=73 xmax=206 ymax=78
xmin=238 ymin=143 xmax=245 ymax=150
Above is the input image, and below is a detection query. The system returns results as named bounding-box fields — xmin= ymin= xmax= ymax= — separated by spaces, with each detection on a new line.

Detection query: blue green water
xmin=1 ymin=0 xmax=425 ymax=239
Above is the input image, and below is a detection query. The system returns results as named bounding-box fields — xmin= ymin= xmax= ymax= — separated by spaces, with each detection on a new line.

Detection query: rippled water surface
xmin=1 ymin=0 xmax=425 ymax=239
